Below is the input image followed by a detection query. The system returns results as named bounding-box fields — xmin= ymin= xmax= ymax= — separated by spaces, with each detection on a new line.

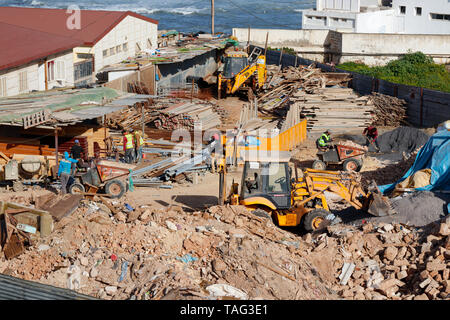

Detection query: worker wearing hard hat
xmin=57 ymin=151 xmax=78 ymax=195
xmin=123 ymin=130 xmax=135 ymax=164
xmin=134 ymin=130 xmax=145 ymax=163
xmin=316 ymin=130 xmax=333 ymax=151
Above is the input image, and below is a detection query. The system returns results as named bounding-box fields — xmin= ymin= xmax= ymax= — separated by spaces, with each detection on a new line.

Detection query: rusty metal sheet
xmin=40 ymin=194 xmax=82 ymax=221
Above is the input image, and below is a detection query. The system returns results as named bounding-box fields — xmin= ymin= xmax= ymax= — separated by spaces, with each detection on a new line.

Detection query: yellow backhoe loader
xmin=217 ymin=47 xmax=267 ymax=100
xmin=218 ymin=151 xmax=395 ymax=231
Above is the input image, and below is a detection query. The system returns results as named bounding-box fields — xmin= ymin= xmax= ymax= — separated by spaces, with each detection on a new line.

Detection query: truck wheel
xmin=303 ymin=208 xmax=330 ymax=232
xmin=12 ymin=181 xmax=24 ymax=192
xmin=343 ymin=159 xmax=361 ymax=172
xmin=69 ymin=182 xmax=85 ymax=195
xmin=104 ymin=179 xmax=125 ymax=199
xmin=312 ymin=160 xmax=326 ymax=170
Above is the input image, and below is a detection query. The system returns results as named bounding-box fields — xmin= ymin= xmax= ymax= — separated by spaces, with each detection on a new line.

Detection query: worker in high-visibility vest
xmin=316 ymin=130 xmax=333 ymax=151
xmin=134 ymin=130 xmax=145 ymax=163
xmin=123 ymin=130 xmax=135 ymax=163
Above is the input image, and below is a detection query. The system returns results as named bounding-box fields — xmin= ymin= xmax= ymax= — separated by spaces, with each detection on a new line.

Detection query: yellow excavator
xmin=217 ymin=47 xmax=267 ymax=100
xmin=218 ymin=150 xmax=395 ymax=231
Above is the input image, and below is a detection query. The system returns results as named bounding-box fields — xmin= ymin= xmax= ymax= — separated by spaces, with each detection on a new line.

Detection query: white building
xmin=301 ymin=0 xmax=450 ymax=34
xmin=0 ymin=7 xmax=159 ymax=89
xmin=0 ymin=22 xmax=80 ymax=97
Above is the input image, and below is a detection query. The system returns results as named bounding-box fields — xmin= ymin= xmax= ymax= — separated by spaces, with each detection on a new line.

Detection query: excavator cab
xmin=222 ymin=55 xmax=248 ymax=79
xmin=238 ymin=151 xmax=292 ymax=211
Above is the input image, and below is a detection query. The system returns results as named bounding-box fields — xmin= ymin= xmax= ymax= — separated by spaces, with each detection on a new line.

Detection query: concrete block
xmin=396 ymin=270 xmax=408 ymax=280
xmin=414 ymin=294 xmax=429 ymax=300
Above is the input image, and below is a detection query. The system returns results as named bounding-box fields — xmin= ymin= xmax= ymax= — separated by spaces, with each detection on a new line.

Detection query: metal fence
xmin=257 ymin=46 xmax=450 ymax=128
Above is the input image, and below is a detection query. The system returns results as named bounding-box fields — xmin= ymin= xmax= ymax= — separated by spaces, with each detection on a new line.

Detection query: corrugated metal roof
xmin=0 ymin=274 xmax=97 ymax=300
xmin=0 ymin=7 xmax=158 ymax=46
xmin=0 ymin=88 xmax=156 ymax=127
xmin=0 ymin=22 xmax=82 ymax=71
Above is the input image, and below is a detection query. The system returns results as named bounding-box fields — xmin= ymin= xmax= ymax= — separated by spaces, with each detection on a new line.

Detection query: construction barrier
xmin=225 ymin=119 xmax=307 ymax=163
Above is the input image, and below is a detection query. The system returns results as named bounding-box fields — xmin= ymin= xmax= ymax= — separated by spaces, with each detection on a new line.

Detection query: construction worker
xmin=363 ymin=126 xmax=380 ymax=152
xmin=123 ymin=130 xmax=135 ymax=164
xmin=70 ymin=139 xmax=84 ymax=174
xmin=134 ymin=129 xmax=145 ymax=163
xmin=57 ymin=151 xmax=78 ymax=195
xmin=316 ymin=130 xmax=333 ymax=151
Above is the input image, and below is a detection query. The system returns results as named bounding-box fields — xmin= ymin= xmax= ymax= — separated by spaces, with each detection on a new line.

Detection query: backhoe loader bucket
xmin=366 ymin=181 xmax=396 ymax=217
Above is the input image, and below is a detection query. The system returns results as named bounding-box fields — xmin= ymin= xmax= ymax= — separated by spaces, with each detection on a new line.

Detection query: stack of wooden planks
xmin=153 ymin=101 xmax=222 ymax=131
xmin=258 ymin=64 xmax=352 ymax=114
xmin=291 ymin=87 xmax=374 ymax=133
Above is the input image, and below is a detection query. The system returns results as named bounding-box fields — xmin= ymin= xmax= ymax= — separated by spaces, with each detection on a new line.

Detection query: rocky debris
xmin=0 ymin=202 xmax=338 ymax=300
xmin=307 ymin=216 xmax=450 ymax=300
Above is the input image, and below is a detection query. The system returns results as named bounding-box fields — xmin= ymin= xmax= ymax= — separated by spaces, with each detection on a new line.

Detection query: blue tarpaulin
xmin=379 ymin=130 xmax=450 ymax=194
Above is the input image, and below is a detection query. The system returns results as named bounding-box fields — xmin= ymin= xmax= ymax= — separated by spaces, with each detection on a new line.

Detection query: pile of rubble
xmin=313 ymin=216 xmax=450 ymax=300
xmin=0 ymin=198 xmax=339 ymax=300
xmin=368 ymin=93 xmax=408 ymax=127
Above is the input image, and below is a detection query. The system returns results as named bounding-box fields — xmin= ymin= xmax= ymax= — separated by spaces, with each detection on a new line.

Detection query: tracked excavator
xmin=217 ymin=150 xmax=395 ymax=232
xmin=217 ymin=46 xmax=267 ymax=100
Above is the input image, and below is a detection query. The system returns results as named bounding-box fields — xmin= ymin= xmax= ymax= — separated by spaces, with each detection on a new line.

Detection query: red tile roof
xmin=0 ymin=7 xmax=159 ymax=71
xmin=0 ymin=7 xmax=158 ymax=46
xmin=0 ymin=22 xmax=82 ymax=70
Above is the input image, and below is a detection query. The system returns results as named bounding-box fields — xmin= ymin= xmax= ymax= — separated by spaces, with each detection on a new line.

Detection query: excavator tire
xmin=343 ymin=158 xmax=362 ymax=172
xmin=303 ymin=208 xmax=330 ymax=232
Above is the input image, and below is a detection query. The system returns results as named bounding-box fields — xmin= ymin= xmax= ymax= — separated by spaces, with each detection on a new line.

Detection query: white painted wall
xmin=339 ymin=33 xmax=450 ymax=65
xmin=232 ymin=28 xmax=330 ymax=52
xmin=355 ymin=9 xmax=396 ymax=33
xmin=316 ymin=0 xmax=361 ymax=12
xmin=304 ymin=0 xmax=450 ymax=34
xmin=391 ymin=0 xmax=450 ymax=34
xmin=45 ymin=51 xmax=75 ymax=89
xmin=93 ymin=15 xmax=158 ymax=72
xmin=0 ymin=50 xmax=74 ymax=97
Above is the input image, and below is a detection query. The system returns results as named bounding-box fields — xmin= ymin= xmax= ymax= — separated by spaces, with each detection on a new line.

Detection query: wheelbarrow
xmin=68 ymin=161 xmax=130 ymax=198
xmin=312 ymin=143 xmax=366 ymax=172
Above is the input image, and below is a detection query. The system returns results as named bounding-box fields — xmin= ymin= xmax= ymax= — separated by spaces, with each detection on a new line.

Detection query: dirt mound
xmin=377 ymin=127 xmax=429 ymax=154
xmin=389 ymin=191 xmax=450 ymax=227
xmin=0 ymin=202 xmax=339 ymax=300
xmin=305 ymin=216 xmax=450 ymax=300
xmin=339 ymin=127 xmax=429 ymax=154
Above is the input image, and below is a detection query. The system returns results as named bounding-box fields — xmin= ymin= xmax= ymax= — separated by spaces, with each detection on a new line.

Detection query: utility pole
xmin=211 ymin=0 xmax=215 ymax=35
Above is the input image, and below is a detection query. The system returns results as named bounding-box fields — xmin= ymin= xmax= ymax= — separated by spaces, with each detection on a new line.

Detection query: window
xmin=103 ymin=50 xmax=108 ymax=57
xmin=116 ymin=45 xmax=122 ymax=53
xmin=0 ymin=77 xmax=6 ymax=97
xmin=19 ymin=71 xmax=28 ymax=92
xmin=399 ymin=6 xmax=406 ymax=14
xmin=47 ymin=61 xmax=55 ymax=82
xmin=74 ymin=60 xmax=93 ymax=82
xmin=56 ymin=61 xmax=65 ymax=80
xmin=431 ymin=13 xmax=450 ymax=20
xmin=147 ymin=38 xmax=152 ymax=48
xmin=135 ymin=42 xmax=141 ymax=52
xmin=415 ymin=7 xmax=422 ymax=16
xmin=123 ymin=43 xmax=128 ymax=51
xmin=110 ymin=47 xmax=115 ymax=55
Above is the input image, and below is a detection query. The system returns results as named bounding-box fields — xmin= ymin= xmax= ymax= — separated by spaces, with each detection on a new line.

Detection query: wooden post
xmin=54 ymin=126 xmax=59 ymax=168
xmin=44 ymin=60 xmax=48 ymax=91
xmin=264 ymin=32 xmax=269 ymax=57
xmin=211 ymin=0 xmax=215 ymax=35
xmin=141 ymin=103 xmax=145 ymax=137
xmin=278 ymin=49 xmax=283 ymax=67
xmin=191 ymin=78 xmax=194 ymax=102
xmin=247 ymin=26 xmax=251 ymax=53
